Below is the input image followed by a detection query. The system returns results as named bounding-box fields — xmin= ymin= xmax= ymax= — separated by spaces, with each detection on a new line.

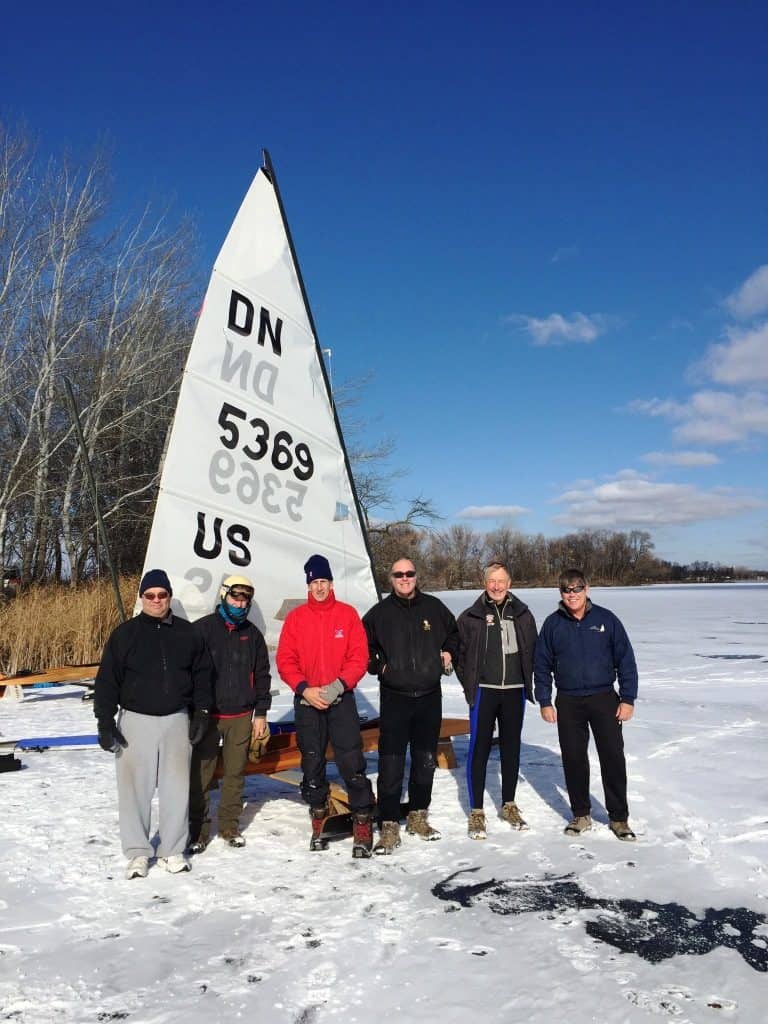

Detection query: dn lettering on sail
xmin=227 ymin=290 xmax=282 ymax=355
xmin=220 ymin=340 xmax=278 ymax=405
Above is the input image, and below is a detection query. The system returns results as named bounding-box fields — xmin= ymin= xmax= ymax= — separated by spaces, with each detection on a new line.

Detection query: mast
xmin=262 ymin=149 xmax=381 ymax=600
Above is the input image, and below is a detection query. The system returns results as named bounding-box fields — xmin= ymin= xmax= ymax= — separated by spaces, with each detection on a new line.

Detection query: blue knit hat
xmin=139 ymin=568 xmax=172 ymax=596
xmin=304 ymin=554 xmax=333 ymax=584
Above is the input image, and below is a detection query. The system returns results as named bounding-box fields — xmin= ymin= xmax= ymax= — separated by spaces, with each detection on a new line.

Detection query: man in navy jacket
xmin=534 ymin=568 xmax=638 ymax=841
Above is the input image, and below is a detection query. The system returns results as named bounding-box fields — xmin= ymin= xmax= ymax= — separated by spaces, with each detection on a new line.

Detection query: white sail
xmin=140 ymin=162 xmax=378 ymax=645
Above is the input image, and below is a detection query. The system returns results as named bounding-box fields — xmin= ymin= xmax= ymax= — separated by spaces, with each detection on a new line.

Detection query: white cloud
xmin=725 ymin=265 xmax=768 ymax=319
xmin=511 ymin=312 xmax=611 ymax=346
xmin=674 ymin=390 xmax=768 ymax=444
xmin=630 ymin=389 xmax=768 ymax=444
xmin=701 ymin=322 xmax=768 ymax=385
xmin=553 ymin=473 xmax=763 ymax=529
xmin=641 ymin=450 xmax=721 ymax=466
xmin=458 ymin=505 xmax=527 ymax=520
xmin=550 ymin=245 xmax=579 ymax=264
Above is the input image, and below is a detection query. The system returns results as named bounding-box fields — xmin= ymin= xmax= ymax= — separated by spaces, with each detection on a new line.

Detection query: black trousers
xmin=466 ymin=686 xmax=526 ymax=809
xmin=294 ymin=691 xmax=374 ymax=813
xmin=555 ymin=690 xmax=628 ymax=822
xmin=377 ymin=687 xmax=442 ymax=822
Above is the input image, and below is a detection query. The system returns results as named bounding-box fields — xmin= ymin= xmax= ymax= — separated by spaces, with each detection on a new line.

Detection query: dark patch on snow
xmin=295 ymin=1008 xmax=319 ymax=1024
xmin=247 ymin=974 xmax=262 ymax=983
xmin=432 ymin=870 xmax=768 ymax=972
xmin=696 ymin=654 xmax=763 ymax=660
xmin=97 ymin=1014 xmax=130 ymax=1021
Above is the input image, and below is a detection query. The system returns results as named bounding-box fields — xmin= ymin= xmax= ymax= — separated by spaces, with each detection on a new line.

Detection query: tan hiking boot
xmin=609 ymin=820 xmax=636 ymax=842
xmin=467 ymin=809 xmax=487 ymax=840
xmin=564 ymin=814 xmax=592 ymax=836
xmin=374 ymin=820 xmax=402 ymax=855
xmin=500 ymin=801 xmax=528 ymax=830
xmin=406 ymin=809 xmax=441 ymax=841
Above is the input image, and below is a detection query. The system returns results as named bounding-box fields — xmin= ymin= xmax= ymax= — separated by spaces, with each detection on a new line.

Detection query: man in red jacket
xmin=276 ymin=554 xmax=375 ymax=857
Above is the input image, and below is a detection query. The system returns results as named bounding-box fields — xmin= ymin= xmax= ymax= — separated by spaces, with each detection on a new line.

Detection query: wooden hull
xmin=216 ymin=716 xmax=470 ymax=778
xmin=0 ymin=666 xmax=98 ymax=698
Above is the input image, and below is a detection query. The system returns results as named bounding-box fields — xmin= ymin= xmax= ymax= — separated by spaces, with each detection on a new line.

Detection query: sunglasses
xmin=228 ymin=590 xmax=252 ymax=601
xmin=391 ymin=570 xmax=416 ymax=579
xmin=143 ymin=590 xmax=169 ymax=601
xmin=560 ymin=585 xmax=586 ymax=594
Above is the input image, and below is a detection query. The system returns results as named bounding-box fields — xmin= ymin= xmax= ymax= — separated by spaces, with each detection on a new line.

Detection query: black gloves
xmin=97 ymin=718 xmax=127 ymax=753
xmin=189 ymin=708 xmax=210 ymax=745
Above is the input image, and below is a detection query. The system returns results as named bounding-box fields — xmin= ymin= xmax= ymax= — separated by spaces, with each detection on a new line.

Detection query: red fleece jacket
xmin=276 ymin=590 xmax=369 ymax=694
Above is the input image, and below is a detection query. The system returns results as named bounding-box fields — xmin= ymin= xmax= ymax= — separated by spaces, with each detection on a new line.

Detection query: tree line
xmin=367 ymin=524 xmax=763 ymax=591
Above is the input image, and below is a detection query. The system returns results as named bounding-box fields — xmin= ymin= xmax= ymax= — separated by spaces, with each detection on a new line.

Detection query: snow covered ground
xmin=1 ymin=584 xmax=766 ymax=1024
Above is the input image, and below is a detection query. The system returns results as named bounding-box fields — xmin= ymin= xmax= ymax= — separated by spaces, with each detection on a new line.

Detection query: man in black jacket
xmin=363 ymin=558 xmax=459 ymax=854
xmin=94 ymin=569 xmax=213 ymax=879
xmin=456 ymin=563 xmax=537 ymax=840
xmin=189 ymin=574 xmax=271 ymax=852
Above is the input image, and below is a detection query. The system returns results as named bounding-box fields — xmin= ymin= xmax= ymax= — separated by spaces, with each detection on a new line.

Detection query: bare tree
xmin=0 ymin=123 xmax=199 ymax=583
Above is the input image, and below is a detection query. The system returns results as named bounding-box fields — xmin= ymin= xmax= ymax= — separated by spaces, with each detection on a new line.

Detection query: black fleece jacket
xmin=363 ymin=589 xmax=459 ymax=698
xmin=94 ymin=613 xmax=213 ymax=722
xmin=194 ymin=611 xmax=272 ymax=717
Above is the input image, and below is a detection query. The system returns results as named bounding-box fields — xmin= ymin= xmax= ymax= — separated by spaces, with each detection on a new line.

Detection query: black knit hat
xmin=139 ymin=569 xmax=172 ymax=596
xmin=304 ymin=554 xmax=333 ymax=584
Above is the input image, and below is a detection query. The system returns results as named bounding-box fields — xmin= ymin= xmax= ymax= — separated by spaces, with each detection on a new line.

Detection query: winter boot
xmin=609 ymin=820 xmax=636 ymax=842
xmin=125 ymin=856 xmax=149 ymax=879
xmin=500 ymin=801 xmax=528 ymax=831
xmin=406 ymin=809 xmax=441 ymax=841
xmin=374 ymin=820 xmax=402 ymax=855
xmin=352 ymin=812 xmax=374 ymax=859
xmin=220 ymin=829 xmax=246 ymax=848
xmin=188 ymin=831 xmax=209 ymax=855
xmin=467 ymin=809 xmax=487 ymax=840
xmin=564 ymin=814 xmax=592 ymax=836
xmin=309 ymin=803 xmax=330 ymax=851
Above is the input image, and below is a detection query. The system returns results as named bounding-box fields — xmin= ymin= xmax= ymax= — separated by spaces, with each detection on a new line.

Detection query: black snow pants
xmin=294 ymin=690 xmax=374 ymax=813
xmin=555 ymin=689 xmax=628 ymax=822
xmin=376 ymin=686 xmax=442 ymax=822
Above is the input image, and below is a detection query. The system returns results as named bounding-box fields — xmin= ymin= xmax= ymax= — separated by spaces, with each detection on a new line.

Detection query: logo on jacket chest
xmin=422 ymin=620 xmax=431 ymax=631
xmin=589 ymin=624 xmax=606 ymax=633
xmin=334 ymin=628 xmax=345 ymax=639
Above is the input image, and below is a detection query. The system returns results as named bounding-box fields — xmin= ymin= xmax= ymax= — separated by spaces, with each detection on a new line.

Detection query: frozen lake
xmin=1 ymin=583 xmax=766 ymax=1023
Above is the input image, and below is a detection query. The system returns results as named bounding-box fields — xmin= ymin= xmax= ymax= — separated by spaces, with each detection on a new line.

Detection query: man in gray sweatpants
xmin=95 ymin=569 xmax=213 ymax=879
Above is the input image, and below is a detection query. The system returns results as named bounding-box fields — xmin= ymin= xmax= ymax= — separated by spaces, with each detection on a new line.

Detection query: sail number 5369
xmin=218 ymin=402 xmax=314 ymax=481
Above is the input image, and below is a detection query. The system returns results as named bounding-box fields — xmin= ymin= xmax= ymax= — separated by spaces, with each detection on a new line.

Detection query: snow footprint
xmin=296 ymin=959 xmax=338 ymax=1014
xmin=557 ymin=939 xmax=601 ymax=973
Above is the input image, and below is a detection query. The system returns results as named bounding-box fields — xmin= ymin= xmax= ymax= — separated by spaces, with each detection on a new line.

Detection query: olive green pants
xmin=189 ymin=714 xmax=252 ymax=840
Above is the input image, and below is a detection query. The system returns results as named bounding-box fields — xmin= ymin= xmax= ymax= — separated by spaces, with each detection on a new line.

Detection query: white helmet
xmin=219 ymin=574 xmax=254 ymax=603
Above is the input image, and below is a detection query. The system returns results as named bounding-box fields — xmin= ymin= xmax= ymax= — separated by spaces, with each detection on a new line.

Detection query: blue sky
xmin=4 ymin=2 xmax=767 ymax=567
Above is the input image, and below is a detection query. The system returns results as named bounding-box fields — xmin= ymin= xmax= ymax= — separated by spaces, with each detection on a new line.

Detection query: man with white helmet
xmin=189 ymin=574 xmax=272 ymax=850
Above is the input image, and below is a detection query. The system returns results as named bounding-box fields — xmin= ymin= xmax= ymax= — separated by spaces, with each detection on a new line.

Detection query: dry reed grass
xmin=0 ymin=577 xmax=139 ymax=674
